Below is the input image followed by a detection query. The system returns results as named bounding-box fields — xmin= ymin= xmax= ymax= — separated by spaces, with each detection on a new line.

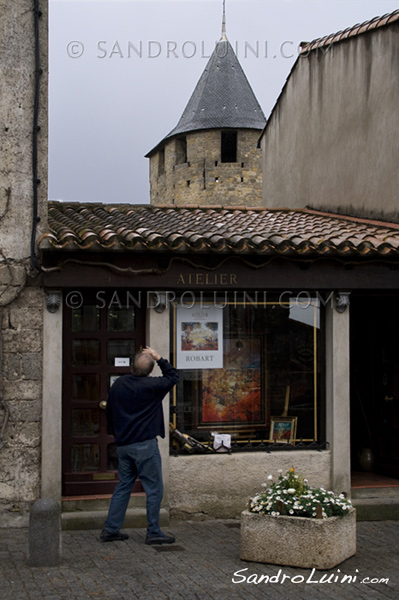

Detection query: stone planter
xmin=240 ymin=508 xmax=356 ymax=570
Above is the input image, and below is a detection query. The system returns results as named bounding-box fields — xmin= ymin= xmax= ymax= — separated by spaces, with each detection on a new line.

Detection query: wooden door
xmin=62 ymin=291 xmax=145 ymax=495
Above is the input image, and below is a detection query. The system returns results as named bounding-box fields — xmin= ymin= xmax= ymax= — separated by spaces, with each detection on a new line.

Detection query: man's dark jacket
xmin=106 ymin=358 xmax=179 ymax=446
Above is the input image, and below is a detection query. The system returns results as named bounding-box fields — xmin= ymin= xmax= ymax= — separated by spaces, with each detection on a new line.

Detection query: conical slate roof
xmin=166 ymin=38 xmax=266 ymax=138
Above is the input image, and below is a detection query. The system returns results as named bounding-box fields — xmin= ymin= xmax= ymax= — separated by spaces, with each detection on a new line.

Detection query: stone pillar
xmin=28 ymin=498 xmax=61 ymax=567
xmin=146 ymin=301 xmax=171 ymax=508
xmin=41 ymin=291 xmax=63 ymax=501
xmin=325 ymin=294 xmax=351 ymax=496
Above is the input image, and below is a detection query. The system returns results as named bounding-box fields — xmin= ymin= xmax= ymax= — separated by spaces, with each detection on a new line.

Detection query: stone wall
xmin=0 ymin=0 xmax=48 ymax=527
xmin=169 ymin=450 xmax=332 ymax=520
xmin=0 ymin=286 xmax=44 ymax=527
xmin=261 ymin=24 xmax=399 ymax=220
xmin=0 ymin=0 xmax=48 ymax=256
xmin=150 ymin=129 xmax=263 ymax=206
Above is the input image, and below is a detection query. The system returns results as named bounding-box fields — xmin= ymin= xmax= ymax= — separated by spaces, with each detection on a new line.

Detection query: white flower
xmin=267 ymin=475 xmax=273 ymax=480
xmin=287 ymin=488 xmax=296 ymax=495
xmin=261 ymin=482 xmax=268 ymax=488
xmin=277 ymin=469 xmax=283 ymax=474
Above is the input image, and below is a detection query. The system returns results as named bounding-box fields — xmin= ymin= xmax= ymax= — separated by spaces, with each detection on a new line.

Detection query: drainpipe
xmin=0 ymin=319 xmax=10 ymax=451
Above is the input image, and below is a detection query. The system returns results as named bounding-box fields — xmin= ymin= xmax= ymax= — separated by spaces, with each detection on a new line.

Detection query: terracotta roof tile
xmin=300 ymin=9 xmax=399 ymax=54
xmin=38 ymin=202 xmax=399 ymax=259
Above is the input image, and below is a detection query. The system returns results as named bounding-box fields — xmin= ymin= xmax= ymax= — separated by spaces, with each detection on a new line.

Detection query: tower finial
xmin=221 ymin=0 xmax=227 ymax=41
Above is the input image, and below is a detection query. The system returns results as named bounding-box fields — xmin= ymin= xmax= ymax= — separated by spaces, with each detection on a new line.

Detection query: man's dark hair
xmin=132 ymin=352 xmax=155 ymax=377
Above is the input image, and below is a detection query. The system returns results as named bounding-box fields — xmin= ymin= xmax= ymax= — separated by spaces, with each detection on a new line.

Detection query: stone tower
xmin=146 ymin=9 xmax=266 ymax=206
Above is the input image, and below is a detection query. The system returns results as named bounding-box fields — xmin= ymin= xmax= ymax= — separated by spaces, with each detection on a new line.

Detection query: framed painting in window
xmin=269 ymin=416 xmax=298 ymax=444
xmin=198 ymin=337 xmax=267 ymax=429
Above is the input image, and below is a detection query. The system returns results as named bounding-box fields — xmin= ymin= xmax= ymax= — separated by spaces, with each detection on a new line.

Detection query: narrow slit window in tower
xmin=158 ymin=147 xmax=165 ymax=176
xmin=221 ymin=131 xmax=237 ymax=163
xmin=176 ymin=137 xmax=187 ymax=164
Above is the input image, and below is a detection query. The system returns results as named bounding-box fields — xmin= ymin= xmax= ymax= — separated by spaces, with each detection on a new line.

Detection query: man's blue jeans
xmin=104 ymin=438 xmax=163 ymax=536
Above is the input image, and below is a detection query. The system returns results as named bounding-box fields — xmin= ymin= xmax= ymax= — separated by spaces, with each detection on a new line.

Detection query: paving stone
xmin=0 ymin=520 xmax=397 ymax=599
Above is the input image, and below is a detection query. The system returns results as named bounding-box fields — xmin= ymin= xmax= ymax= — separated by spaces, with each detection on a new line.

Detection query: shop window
xmin=171 ymin=295 xmax=323 ymax=451
xmin=221 ymin=131 xmax=237 ymax=162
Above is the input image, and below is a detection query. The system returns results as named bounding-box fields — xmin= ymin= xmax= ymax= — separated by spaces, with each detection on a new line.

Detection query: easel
xmin=281 ymin=385 xmax=290 ymax=417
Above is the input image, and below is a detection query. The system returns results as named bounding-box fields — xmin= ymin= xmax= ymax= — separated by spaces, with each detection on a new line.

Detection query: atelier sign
xmin=176 ymin=273 xmax=238 ymax=285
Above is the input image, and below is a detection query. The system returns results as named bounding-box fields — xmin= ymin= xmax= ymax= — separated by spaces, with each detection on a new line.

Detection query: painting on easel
xmin=269 ymin=386 xmax=298 ymax=444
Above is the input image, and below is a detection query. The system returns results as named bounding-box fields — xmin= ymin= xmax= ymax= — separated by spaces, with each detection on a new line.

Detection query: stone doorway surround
xmin=41 ymin=291 xmax=63 ymax=502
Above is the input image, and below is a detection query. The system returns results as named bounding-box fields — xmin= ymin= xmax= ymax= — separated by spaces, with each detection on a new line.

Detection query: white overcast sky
xmin=49 ymin=0 xmax=399 ymax=204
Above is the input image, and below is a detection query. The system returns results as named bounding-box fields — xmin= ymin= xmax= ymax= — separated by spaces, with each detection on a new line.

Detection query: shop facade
xmin=37 ymin=202 xmax=399 ymax=523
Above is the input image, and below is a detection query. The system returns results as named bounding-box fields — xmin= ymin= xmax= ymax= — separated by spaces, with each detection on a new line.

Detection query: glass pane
xmin=72 ymin=305 xmax=100 ymax=332
xmin=72 ymin=340 xmax=100 ymax=366
xmin=107 ymin=307 xmax=135 ymax=332
xmin=72 ymin=374 xmax=100 ymax=401
xmin=107 ymin=443 xmax=118 ymax=470
xmin=71 ymin=410 xmax=100 ymax=436
xmin=107 ymin=340 xmax=135 ymax=366
xmin=71 ymin=444 xmax=99 ymax=472
xmin=173 ymin=296 xmax=322 ymax=445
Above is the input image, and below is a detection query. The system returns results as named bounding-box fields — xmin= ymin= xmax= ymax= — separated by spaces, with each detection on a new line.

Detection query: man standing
xmin=100 ymin=346 xmax=179 ymax=545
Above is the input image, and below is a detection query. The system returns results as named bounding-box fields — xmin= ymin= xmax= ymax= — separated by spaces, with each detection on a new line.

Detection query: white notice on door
xmin=114 ymin=357 xmax=130 ymax=367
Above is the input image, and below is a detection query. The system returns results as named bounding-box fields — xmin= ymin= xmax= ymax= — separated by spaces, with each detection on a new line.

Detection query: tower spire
xmin=221 ymin=0 xmax=227 ymax=41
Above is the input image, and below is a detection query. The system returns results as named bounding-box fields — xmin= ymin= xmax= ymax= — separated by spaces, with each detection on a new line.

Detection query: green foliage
xmin=249 ymin=468 xmax=352 ymax=519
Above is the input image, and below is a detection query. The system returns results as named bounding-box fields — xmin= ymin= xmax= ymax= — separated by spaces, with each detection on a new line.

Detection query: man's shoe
xmin=145 ymin=532 xmax=176 ymax=545
xmin=100 ymin=529 xmax=129 ymax=542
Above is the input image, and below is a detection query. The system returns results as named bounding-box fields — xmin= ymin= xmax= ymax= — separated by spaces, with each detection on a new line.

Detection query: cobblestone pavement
xmin=0 ymin=520 xmax=397 ymax=600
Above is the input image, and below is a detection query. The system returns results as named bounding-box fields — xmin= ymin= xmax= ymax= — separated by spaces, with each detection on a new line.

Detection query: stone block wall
xmin=0 ymin=0 xmax=48 ymax=527
xmin=169 ymin=451 xmax=332 ymax=520
xmin=150 ymin=129 xmax=263 ymax=206
xmin=0 ymin=286 xmax=44 ymax=527
xmin=0 ymin=0 xmax=48 ymax=257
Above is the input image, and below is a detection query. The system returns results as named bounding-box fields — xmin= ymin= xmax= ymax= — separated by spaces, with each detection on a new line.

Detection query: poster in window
xmin=176 ymin=305 xmax=223 ymax=369
xmin=199 ymin=337 xmax=266 ymax=428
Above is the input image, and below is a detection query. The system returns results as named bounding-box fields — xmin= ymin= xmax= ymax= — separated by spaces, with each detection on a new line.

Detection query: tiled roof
xmin=39 ymin=202 xmax=399 ymax=259
xmin=300 ymin=9 xmax=399 ymax=54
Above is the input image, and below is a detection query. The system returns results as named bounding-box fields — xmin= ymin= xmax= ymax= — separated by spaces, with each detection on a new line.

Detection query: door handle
xmin=99 ymin=400 xmax=107 ymax=410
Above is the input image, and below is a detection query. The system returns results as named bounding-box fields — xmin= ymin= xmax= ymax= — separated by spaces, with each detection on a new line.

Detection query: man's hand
xmin=142 ymin=347 xmax=161 ymax=362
